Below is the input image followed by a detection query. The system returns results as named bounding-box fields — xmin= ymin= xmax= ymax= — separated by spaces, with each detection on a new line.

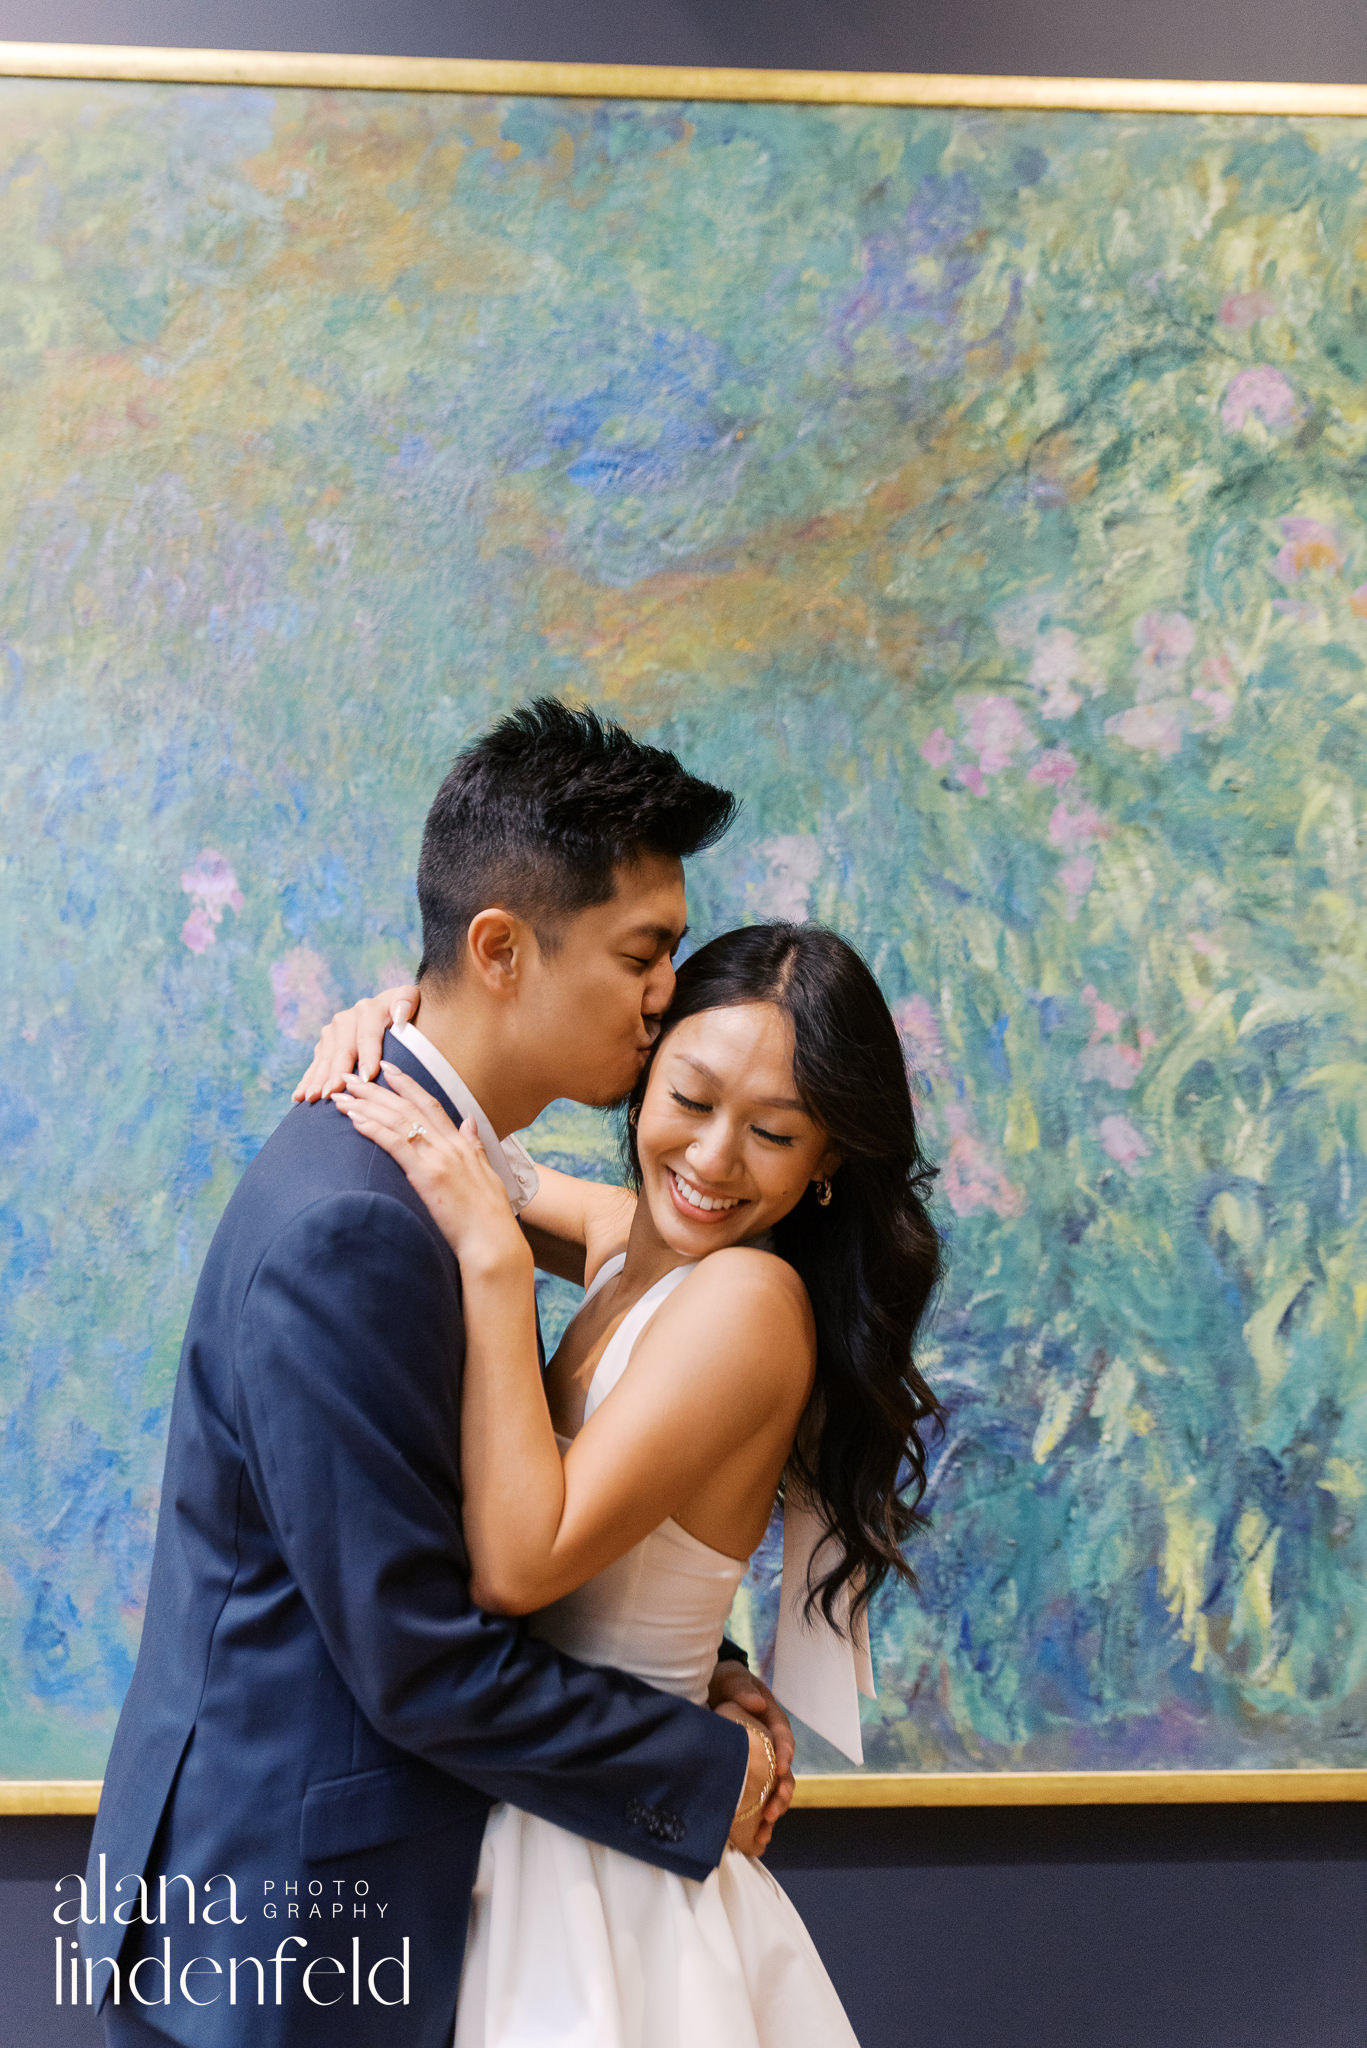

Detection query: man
xmin=84 ymin=700 xmax=791 ymax=2046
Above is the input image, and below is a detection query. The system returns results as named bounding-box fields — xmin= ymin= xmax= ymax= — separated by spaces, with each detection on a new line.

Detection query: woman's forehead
xmin=666 ymin=1003 xmax=801 ymax=1089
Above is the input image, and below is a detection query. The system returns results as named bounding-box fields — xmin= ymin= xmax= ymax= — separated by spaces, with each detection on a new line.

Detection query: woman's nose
xmin=687 ymin=1124 xmax=739 ymax=1181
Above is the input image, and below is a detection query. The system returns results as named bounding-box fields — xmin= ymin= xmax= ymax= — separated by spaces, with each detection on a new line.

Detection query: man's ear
xmin=464 ymin=907 xmax=531 ymax=996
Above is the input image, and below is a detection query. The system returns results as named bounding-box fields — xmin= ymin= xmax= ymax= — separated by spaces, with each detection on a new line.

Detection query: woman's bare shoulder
xmin=688 ymin=1242 xmax=809 ymax=1296
xmin=666 ymin=1246 xmax=815 ymax=1358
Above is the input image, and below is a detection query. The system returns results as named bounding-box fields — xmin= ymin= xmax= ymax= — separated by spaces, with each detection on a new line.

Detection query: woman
xmin=303 ymin=921 xmax=941 ymax=2046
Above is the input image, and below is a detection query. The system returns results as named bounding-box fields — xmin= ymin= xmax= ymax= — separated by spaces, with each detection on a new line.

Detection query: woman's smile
xmin=666 ymin=1165 xmax=748 ymax=1221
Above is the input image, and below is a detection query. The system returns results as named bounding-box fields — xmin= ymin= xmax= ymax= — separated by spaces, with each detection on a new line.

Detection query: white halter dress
xmin=452 ymin=1254 xmax=860 ymax=2048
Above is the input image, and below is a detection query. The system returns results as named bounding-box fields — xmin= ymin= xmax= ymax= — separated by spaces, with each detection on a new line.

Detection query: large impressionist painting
xmin=3 ymin=72 xmax=1366 ymax=1783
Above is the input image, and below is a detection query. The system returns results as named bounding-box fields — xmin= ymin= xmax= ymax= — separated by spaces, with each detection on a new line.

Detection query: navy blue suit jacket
xmin=84 ymin=1036 xmax=746 ymax=2045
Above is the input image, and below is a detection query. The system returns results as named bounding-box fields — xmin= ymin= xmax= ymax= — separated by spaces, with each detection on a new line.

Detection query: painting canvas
xmin=3 ymin=72 xmax=1366 ymax=1783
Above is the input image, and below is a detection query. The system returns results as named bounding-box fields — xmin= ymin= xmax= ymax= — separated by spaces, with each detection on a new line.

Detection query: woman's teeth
xmin=669 ymin=1169 xmax=741 ymax=1213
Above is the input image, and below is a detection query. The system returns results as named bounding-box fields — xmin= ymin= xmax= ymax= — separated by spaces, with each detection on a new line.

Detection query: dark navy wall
xmin=6 ymin=1809 xmax=1367 ymax=2048
xmin=0 ymin=0 xmax=1363 ymax=83
xmin=2 ymin=5 xmax=1365 ymax=2044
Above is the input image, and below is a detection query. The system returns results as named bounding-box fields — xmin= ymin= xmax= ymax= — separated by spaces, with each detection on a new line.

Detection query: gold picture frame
xmin=4 ymin=1768 xmax=1367 ymax=1815
xmin=2 ymin=40 xmax=1365 ymax=1814
xmin=1 ymin=41 xmax=1367 ymax=115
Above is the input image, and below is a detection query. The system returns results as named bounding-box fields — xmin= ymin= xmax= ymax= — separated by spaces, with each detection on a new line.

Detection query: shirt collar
xmin=389 ymin=1019 xmax=540 ymax=1215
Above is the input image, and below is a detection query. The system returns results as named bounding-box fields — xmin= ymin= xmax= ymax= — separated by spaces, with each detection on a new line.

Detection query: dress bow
xmin=771 ymin=1484 xmax=876 ymax=1765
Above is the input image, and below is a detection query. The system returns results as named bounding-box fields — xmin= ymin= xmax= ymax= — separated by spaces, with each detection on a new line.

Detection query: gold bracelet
xmin=733 ymin=1727 xmax=778 ymax=1824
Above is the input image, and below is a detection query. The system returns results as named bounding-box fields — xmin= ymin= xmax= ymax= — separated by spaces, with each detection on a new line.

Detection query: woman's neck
xmin=613 ymin=1202 xmax=696 ymax=1303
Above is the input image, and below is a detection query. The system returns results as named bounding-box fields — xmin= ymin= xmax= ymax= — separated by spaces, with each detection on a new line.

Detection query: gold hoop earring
xmin=815 ymin=1178 xmax=832 ymax=1207
xmin=628 ymin=1104 xmax=640 ymax=1127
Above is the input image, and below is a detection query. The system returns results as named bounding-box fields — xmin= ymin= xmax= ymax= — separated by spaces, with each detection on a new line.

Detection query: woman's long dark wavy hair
xmin=625 ymin=922 xmax=943 ymax=1627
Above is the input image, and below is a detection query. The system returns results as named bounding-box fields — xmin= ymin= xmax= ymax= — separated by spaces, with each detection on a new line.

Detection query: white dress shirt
xmin=390 ymin=1019 xmax=540 ymax=1215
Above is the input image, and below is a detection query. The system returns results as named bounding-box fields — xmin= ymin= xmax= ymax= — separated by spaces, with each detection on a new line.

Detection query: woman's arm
xmin=469 ymin=1245 xmax=812 ymax=1613
xmin=336 ymin=1067 xmax=814 ymax=1616
xmin=518 ymin=1166 xmax=637 ymax=1288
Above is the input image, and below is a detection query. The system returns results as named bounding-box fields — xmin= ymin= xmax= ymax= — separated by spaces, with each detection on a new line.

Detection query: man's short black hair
xmin=416 ymin=697 xmax=737 ymax=982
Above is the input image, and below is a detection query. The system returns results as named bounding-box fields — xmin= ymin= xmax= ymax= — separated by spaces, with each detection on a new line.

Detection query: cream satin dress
xmin=452 ymin=1254 xmax=860 ymax=2048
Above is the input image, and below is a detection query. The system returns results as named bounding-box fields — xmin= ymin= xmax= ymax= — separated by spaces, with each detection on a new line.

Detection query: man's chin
xmin=572 ymin=1076 xmax=638 ymax=1111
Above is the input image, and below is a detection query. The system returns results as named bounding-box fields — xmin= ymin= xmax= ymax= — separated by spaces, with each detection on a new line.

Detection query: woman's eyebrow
xmin=674 ymin=1051 xmax=804 ymax=1113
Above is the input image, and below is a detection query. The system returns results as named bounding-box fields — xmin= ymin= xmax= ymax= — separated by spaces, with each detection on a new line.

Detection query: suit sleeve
xmin=236 ymin=1188 xmax=747 ymax=1881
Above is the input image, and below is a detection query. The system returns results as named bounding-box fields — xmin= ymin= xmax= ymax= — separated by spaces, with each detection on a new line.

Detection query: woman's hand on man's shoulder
xmin=292 ymin=984 xmax=421 ymax=1102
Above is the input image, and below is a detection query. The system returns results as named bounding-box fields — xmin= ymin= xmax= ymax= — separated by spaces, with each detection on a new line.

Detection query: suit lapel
xmin=379 ymin=1028 xmax=464 ymax=1125
xmin=382 ymin=1030 xmax=547 ymax=1374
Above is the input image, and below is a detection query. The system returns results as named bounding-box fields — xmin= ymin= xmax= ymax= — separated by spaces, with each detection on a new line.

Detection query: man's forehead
xmin=606 ymin=855 xmax=687 ymax=928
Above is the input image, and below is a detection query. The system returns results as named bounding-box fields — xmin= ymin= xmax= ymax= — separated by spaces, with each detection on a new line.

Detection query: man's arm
xmin=236 ymin=1189 xmax=755 ymax=1879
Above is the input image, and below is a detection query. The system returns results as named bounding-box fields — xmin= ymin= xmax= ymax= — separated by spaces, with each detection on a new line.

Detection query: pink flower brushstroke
xmin=1191 ymin=654 xmax=1237 ymax=724
xmin=1078 ymin=985 xmax=1155 ymax=1089
xmin=1105 ymin=702 xmax=1185 ymax=758
xmin=1048 ymin=806 xmax=1109 ymax=921
xmin=892 ymin=993 xmax=946 ymax=1078
xmin=180 ymin=903 xmax=218 ymax=955
xmin=1026 ymin=627 xmax=1088 ymax=719
xmin=1219 ymin=290 xmax=1276 ymax=330
xmin=1220 ymin=365 xmax=1297 ymax=433
xmin=180 ymin=848 xmax=244 ymax=953
xmin=1083 ymin=983 xmax=1124 ymax=1036
xmin=1027 ymin=748 xmax=1077 ymax=788
xmin=1190 ymin=687 xmax=1234 ymax=722
xmin=920 ymin=726 xmax=954 ymax=769
xmin=1048 ymin=802 xmax=1110 ymax=853
xmin=958 ymin=693 xmax=1033 ymax=775
xmin=1098 ymin=1113 xmax=1150 ymax=1173
xmin=1083 ymin=1043 xmax=1145 ymax=1088
xmin=270 ymin=947 xmax=336 ymax=1040
xmin=941 ymin=1101 xmax=1025 ymax=1218
xmin=1134 ymin=611 xmax=1196 ymax=673
xmin=1059 ymin=856 xmax=1095 ymax=923
xmin=1270 ymin=517 xmax=1343 ymax=585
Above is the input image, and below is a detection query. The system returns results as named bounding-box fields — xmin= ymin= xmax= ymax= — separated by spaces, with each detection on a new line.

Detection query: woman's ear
xmin=814 ymin=1146 xmax=842 ymax=1183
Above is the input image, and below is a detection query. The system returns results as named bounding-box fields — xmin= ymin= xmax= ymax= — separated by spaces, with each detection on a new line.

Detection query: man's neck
xmin=407 ymin=991 xmax=542 ymax=1140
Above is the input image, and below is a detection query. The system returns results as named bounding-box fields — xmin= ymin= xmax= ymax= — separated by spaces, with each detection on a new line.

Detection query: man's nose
xmin=643 ymin=953 xmax=676 ymax=1024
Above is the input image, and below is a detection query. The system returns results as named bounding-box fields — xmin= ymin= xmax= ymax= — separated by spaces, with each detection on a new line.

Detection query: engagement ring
xmin=406 ymin=1122 xmax=427 ymax=1143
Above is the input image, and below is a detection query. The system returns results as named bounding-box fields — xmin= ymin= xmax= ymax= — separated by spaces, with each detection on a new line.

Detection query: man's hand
xmin=709 ymin=1658 xmax=795 ymax=1855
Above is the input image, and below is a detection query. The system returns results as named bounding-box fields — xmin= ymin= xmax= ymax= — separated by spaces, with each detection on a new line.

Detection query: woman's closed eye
xmin=669 ymin=1088 xmax=795 ymax=1146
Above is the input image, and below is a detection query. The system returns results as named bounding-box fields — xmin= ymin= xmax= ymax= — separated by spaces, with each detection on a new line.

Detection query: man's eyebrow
xmin=674 ymin=1051 xmax=804 ymax=1113
xmin=627 ymin=921 xmax=688 ymax=950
